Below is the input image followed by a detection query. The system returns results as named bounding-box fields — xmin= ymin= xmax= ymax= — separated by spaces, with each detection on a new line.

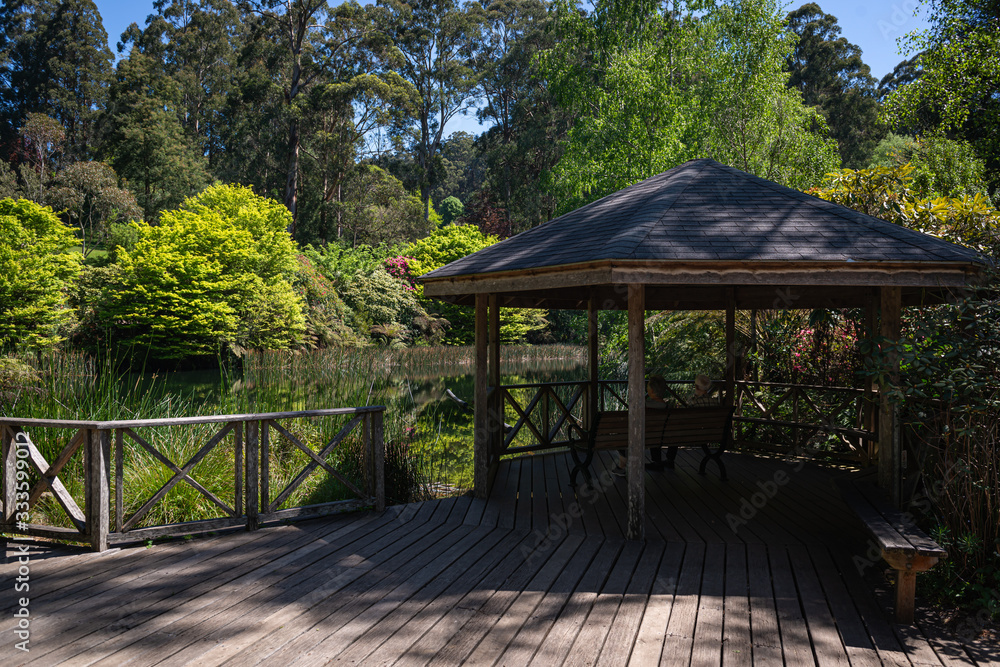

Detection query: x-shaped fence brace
xmin=3 ymin=424 xmax=87 ymax=533
xmin=263 ymin=415 xmax=365 ymax=514
xmin=119 ymin=423 xmax=237 ymax=533
xmin=500 ymin=384 xmax=586 ymax=452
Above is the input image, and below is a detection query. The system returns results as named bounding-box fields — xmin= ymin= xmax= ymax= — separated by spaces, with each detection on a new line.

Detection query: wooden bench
xmin=836 ymin=478 xmax=947 ymax=624
xmin=568 ymin=406 xmax=733 ymax=486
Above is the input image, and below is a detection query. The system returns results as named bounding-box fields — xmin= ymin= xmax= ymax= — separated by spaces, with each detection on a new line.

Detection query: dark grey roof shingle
xmin=421 ymin=159 xmax=986 ymax=280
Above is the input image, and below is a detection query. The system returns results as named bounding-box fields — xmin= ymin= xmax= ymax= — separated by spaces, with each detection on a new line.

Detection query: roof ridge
xmin=630 ymin=160 xmax=710 ymax=257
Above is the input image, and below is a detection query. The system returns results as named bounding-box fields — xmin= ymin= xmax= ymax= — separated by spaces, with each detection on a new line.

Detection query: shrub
xmin=0 ymin=198 xmax=80 ymax=350
xmin=93 ymin=184 xmax=305 ymax=360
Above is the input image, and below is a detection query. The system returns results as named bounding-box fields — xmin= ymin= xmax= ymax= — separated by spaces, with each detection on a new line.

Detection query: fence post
xmin=372 ymin=410 xmax=385 ymax=512
xmin=246 ymin=421 xmax=259 ymax=530
xmin=2 ymin=425 xmax=15 ymax=528
xmin=86 ymin=429 xmax=111 ymax=552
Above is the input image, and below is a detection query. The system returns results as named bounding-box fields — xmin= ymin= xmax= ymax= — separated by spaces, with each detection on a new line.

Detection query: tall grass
xmin=2 ymin=346 xmax=586 ymax=533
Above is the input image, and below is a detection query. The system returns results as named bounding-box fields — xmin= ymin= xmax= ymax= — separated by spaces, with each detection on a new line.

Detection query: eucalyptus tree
xmin=785 ymin=3 xmax=882 ymax=168
xmin=881 ymin=0 xmax=1000 ymax=193
xmin=0 ymin=0 xmax=113 ymax=162
xmin=377 ymin=0 xmax=486 ymax=221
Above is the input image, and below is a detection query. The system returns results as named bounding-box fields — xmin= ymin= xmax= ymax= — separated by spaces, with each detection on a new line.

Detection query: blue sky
xmin=92 ymin=0 xmax=930 ymax=137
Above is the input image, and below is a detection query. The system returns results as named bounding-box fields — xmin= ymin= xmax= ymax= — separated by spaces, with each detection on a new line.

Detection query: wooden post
xmin=725 ymin=287 xmax=736 ymax=408
xmin=864 ymin=291 xmax=879 ymax=462
xmin=261 ymin=420 xmax=270 ymax=513
xmin=588 ymin=299 xmax=599 ymax=426
xmin=115 ymin=429 xmax=124 ymax=533
xmin=879 ymin=286 xmax=902 ymax=506
xmin=372 ymin=410 xmax=385 ymax=512
xmin=488 ymin=293 xmax=502 ymax=469
xmin=2 ymin=425 xmax=15 ymax=527
xmin=86 ymin=429 xmax=110 ymax=551
xmin=627 ymin=284 xmax=645 ymax=541
xmin=474 ymin=293 xmax=489 ymax=499
xmin=246 ymin=420 xmax=259 ymax=530
xmin=233 ymin=422 xmax=243 ymax=520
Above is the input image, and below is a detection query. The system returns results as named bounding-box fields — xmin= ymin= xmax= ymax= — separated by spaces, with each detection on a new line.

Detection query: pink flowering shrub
xmin=789 ymin=318 xmax=863 ymax=386
xmin=384 ymin=256 xmax=416 ymax=291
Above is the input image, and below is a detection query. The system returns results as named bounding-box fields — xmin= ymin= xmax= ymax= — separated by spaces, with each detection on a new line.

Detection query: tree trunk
xmin=284 ymin=118 xmax=299 ymax=235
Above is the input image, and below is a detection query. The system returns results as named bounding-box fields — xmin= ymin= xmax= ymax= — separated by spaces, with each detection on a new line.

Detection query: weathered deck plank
xmin=7 ymin=450 xmax=993 ymax=667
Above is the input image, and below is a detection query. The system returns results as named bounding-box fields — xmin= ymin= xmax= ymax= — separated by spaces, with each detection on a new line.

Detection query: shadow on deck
xmin=4 ymin=450 xmax=995 ymax=666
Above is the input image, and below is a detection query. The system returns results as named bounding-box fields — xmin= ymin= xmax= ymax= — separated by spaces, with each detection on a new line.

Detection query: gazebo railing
xmin=1 ymin=407 xmax=385 ymax=552
xmin=494 ymin=379 xmax=876 ymax=464
xmin=497 ymin=381 xmax=589 ymax=454
xmin=734 ymin=381 xmax=876 ymax=464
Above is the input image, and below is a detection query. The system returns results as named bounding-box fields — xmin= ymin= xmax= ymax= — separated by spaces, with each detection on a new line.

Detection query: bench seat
xmin=836 ymin=478 xmax=947 ymax=624
xmin=569 ymin=406 xmax=733 ymax=485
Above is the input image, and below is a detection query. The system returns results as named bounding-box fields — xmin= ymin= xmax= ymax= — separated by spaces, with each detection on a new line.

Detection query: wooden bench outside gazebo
xmin=419 ymin=158 xmax=988 ymax=545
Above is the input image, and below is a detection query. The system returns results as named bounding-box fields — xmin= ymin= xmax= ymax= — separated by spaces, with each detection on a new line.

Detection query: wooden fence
xmin=495 ymin=380 xmax=876 ymax=464
xmin=1 ymin=407 xmax=385 ymax=552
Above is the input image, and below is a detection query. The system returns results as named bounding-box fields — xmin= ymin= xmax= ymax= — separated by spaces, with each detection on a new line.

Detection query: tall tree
xmin=880 ymin=0 xmax=1000 ymax=193
xmin=539 ymin=0 xmax=838 ymax=211
xmin=101 ymin=51 xmax=211 ymax=219
xmin=0 ymin=0 xmax=113 ymax=162
xmin=785 ymin=3 xmax=882 ymax=167
xmin=378 ymin=0 xmax=484 ymax=220
xmin=119 ymin=0 xmax=242 ymax=168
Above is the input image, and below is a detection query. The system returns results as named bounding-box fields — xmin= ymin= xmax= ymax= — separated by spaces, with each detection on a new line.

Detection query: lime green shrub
xmin=0 ymin=198 xmax=81 ymax=350
xmin=93 ymin=184 xmax=305 ymax=359
xmin=405 ymin=224 xmax=547 ymax=344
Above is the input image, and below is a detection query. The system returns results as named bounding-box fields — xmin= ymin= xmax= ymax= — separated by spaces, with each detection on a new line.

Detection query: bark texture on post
xmin=725 ymin=287 xmax=736 ymax=407
xmin=588 ymin=299 xmax=599 ymax=428
xmin=627 ymin=284 xmax=646 ymax=541
xmin=473 ymin=293 xmax=489 ymax=499
xmin=879 ymin=286 xmax=902 ymax=506
xmin=488 ymin=294 xmax=502 ymax=477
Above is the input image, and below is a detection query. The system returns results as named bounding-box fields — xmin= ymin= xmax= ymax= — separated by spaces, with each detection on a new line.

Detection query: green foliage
xmin=538 ymin=0 xmax=839 ymax=211
xmin=93 ymin=184 xmax=305 ymax=359
xmin=102 ymin=51 xmax=211 ymax=219
xmin=869 ymin=133 xmax=990 ymax=200
xmin=404 ymin=224 xmax=547 ymax=344
xmin=0 ymin=198 xmax=81 ymax=351
xmin=46 ymin=161 xmax=142 ymax=256
xmin=880 ymin=0 xmax=1000 ymax=194
xmin=811 ymin=163 xmax=1000 ymax=256
xmin=332 ymin=164 xmax=434 ymax=247
xmin=439 ymin=196 xmax=464 ymax=226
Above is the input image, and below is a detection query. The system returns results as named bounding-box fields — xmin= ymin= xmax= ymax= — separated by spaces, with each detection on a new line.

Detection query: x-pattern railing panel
xmin=500 ymin=382 xmax=587 ymax=453
xmin=3 ymin=425 xmax=87 ymax=533
xmin=120 ymin=423 xmax=236 ymax=532
xmin=264 ymin=416 xmax=365 ymax=513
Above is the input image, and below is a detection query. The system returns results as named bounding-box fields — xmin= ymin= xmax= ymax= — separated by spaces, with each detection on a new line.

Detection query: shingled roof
xmin=420 ymin=159 xmax=987 ymax=310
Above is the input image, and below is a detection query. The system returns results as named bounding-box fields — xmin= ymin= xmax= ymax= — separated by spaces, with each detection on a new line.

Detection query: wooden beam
xmin=87 ymin=429 xmax=111 ymax=551
xmin=420 ymin=259 xmax=976 ymax=297
xmin=725 ymin=287 xmax=736 ymax=407
xmin=588 ymin=298 xmax=599 ymax=427
xmin=627 ymin=284 xmax=645 ymax=540
xmin=863 ymin=289 xmax=878 ymax=460
xmin=474 ymin=293 xmax=489 ymax=499
xmin=488 ymin=293 xmax=502 ymax=481
xmin=878 ymin=286 xmax=902 ymax=505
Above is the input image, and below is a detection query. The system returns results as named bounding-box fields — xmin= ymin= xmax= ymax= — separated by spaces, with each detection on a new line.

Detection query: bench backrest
xmin=589 ymin=407 xmax=731 ymax=451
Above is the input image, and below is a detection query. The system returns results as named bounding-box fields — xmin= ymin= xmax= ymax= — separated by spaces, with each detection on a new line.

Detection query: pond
xmin=131 ymin=346 xmax=590 ymax=495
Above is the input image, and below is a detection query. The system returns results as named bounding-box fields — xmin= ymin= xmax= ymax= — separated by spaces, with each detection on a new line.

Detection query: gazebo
xmin=419 ymin=158 xmax=987 ymax=540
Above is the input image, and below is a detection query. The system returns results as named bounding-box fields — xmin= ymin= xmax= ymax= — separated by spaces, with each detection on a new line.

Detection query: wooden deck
xmin=4 ymin=449 xmax=996 ymax=666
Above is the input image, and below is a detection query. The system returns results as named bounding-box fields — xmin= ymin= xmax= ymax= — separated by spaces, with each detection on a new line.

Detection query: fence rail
xmin=495 ymin=379 xmax=876 ymax=464
xmin=1 ymin=407 xmax=385 ymax=551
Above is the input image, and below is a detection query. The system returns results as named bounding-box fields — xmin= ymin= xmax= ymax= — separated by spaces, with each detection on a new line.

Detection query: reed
xmin=3 ymin=345 xmax=586 ymax=533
